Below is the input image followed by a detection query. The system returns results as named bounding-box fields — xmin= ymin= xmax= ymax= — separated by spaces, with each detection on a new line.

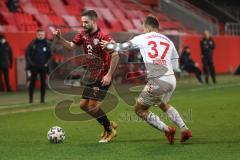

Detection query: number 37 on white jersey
xmin=130 ymin=32 xmax=180 ymax=75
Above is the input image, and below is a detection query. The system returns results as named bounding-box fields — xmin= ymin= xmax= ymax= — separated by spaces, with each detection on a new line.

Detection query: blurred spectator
xmin=0 ymin=34 xmax=13 ymax=92
xmin=200 ymin=30 xmax=216 ymax=84
xmin=25 ymin=29 xmax=52 ymax=103
xmin=180 ymin=46 xmax=203 ymax=84
xmin=128 ymin=50 xmax=143 ymax=63
xmin=6 ymin=0 xmax=19 ymax=12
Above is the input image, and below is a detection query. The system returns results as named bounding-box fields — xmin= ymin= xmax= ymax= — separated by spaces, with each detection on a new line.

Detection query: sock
xmin=93 ymin=108 xmax=111 ymax=132
xmin=146 ymin=112 xmax=169 ymax=132
xmin=83 ymin=106 xmax=112 ymax=132
xmin=96 ymin=115 xmax=111 ymax=132
xmin=166 ymin=106 xmax=188 ymax=131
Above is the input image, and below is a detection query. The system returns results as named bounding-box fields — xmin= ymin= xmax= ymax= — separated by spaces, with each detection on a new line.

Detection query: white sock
xmin=166 ymin=106 xmax=188 ymax=131
xmin=147 ymin=112 xmax=169 ymax=132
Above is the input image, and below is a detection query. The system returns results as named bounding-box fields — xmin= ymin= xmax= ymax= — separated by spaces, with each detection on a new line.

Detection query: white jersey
xmin=130 ymin=32 xmax=179 ymax=78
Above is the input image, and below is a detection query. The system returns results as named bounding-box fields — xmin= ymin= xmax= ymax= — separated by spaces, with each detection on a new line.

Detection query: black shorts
xmin=82 ymin=80 xmax=111 ymax=101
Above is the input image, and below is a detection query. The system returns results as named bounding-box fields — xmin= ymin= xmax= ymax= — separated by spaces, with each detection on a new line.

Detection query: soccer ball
xmin=47 ymin=126 xmax=65 ymax=143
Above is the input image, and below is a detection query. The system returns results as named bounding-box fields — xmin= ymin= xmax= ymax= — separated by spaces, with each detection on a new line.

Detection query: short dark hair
xmin=81 ymin=10 xmax=98 ymax=20
xmin=144 ymin=15 xmax=159 ymax=29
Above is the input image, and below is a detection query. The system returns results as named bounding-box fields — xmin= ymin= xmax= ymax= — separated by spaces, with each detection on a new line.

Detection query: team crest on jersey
xmin=93 ymin=87 xmax=100 ymax=96
xmin=93 ymin=38 xmax=99 ymax=45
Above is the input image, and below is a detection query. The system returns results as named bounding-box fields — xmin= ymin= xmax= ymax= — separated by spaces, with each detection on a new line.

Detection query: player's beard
xmin=83 ymin=26 xmax=93 ymax=33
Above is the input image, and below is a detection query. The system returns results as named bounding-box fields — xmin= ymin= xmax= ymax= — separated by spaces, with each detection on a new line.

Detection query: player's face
xmin=81 ymin=16 xmax=95 ymax=33
xmin=36 ymin=31 xmax=45 ymax=40
xmin=204 ymin=31 xmax=210 ymax=39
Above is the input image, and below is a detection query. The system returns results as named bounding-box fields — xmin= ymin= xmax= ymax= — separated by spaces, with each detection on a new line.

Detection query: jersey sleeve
xmin=72 ymin=32 xmax=84 ymax=46
xmin=130 ymin=35 xmax=142 ymax=49
xmin=102 ymin=34 xmax=113 ymax=42
xmin=102 ymin=34 xmax=116 ymax=54
xmin=171 ymin=44 xmax=180 ymax=71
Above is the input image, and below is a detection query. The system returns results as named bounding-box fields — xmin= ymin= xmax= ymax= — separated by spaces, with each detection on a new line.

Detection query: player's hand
xmin=100 ymin=40 xmax=109 ymax=49
xmin=101 ymin=73 xmax=111 ymax=86
xmin=52 ymin=28 xmax=61 ymax=39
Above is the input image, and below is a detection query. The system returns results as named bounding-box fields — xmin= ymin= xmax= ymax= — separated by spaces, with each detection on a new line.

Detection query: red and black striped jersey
xmin=72 ymin=28 xmax=113 ymax=80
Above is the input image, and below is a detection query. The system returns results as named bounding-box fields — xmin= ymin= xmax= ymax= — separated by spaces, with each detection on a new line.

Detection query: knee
xmin=134 ymin=105 xmax=147 ymax=118
xmin=80 ymin=100 xmax=88 ymax=110
xmin=159 ymin=103 xmax=169 ymax=112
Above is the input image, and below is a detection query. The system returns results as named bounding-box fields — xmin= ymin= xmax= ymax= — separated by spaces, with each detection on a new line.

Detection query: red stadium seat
xmin=101 ymin=0 xmax=118 ymax=9
xmin=33 ymin=2 xmax=53 ymax=14
xmin=98 ymin=8 xmax=123 ymax=31
xmin=0 ymin=25 xmax=6 ymax=32
xmin=91 ymin=0 xmax=106 ymax=8
xmin=48 ymin=0 xmax=68 ymax=16
xmin=5 ymin=25 xmax=19 ymax=32
xmin=111 ymin=9 xmax=126 ymax=20
xmin=64 ymin=5 xmax=80 ymax=16
xmin=0 ymin=1 xmax=10 ymax=12
xmin=120 ymin=19 xmax=135 ymax=31
xmin=132 ymin=19 xmax=143 ymax=31
xmin=1 ymin=12 xmax=16 ymax=25
xmin=48 ymin=14 xmax=66 ymax=26
xmin=62 ymin=15 xmax=80 ymax=27
xmin=34 ymin=14 xmax=52 ymax=28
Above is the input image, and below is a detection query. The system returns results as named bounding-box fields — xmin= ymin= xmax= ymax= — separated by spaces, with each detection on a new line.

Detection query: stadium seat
xmin=34 ymin=14 xmax=52 ymax=28
xmin=98 ymin=8 xmax=123 ymax=31
xmin=111 ymin=9 xmax=126 ymax=20
xmin=0 ymin=25 xmax=6 ymax=32
xmin=48 ymin=0 xmax=68 ymax=16
xmin=91 ymin=0 xmax=106 ymax=8
xmin=0 ymin=1 xmax=10 ymax=12
xmin=33 ymin=2 xmax=53 ymax=14
xmin=62 ymin=15 xmax=80 ymax=27
xmin=48 ymin=14 xmax=66 ymax=26
xmin=101 ymin=0 xmax=118 ymax=9
xmin=120 ymin=19 xmax=135 ymax=31
xmin=5 ymin=25 xmax=19 ymax=32
xmin=132 ymin=19 xmax=143 ymax=31
xmin=19 ymin=1 xmax=39 ymax=15
xmin=1 ymin=12 xmax=16 ymax=25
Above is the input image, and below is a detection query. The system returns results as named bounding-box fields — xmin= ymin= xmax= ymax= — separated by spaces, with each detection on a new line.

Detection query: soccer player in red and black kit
xmin=53 ymin=10 xmax=119 ymax=143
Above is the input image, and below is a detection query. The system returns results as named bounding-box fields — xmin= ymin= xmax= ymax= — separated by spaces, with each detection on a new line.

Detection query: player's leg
xmin=0 ymin=70 xmax=3 ymax=91
xmin=39 ymin=67 xmax=47 ymax=103
xmin=158 ymin=75 xmax=192 ymax=143
xmin=202 ymin=57 xmax=209 ymax=84
xmin=159 ymin=101 xmax=192 ymax=143
xmin=137 ymin=79 xmax=176 ymax=144
xmin=193 ymin=66 xmax=203 ymax=83
xmin=208 ymin=58 xmax=216 ymax=84
xmin=2 ymin=68 xmax=11 ymax=91
xmin=28 ymin=68 xmax=38 ymax=103
xmin=135 ymin=101 xmax=176 ymax=144
xmin=87 ymin=99 xmax=117 ymax=143
xmin=80 ymin=81 xmax=117 ymax=143
xmin=80 ymin=99 xmax=110 ymax=129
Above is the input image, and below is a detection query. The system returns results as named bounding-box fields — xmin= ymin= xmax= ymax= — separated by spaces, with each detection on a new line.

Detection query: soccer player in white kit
xmin=101 ymin=15 xmax=192 ymax=144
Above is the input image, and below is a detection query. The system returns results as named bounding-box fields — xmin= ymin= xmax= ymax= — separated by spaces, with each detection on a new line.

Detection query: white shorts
xmin=137 ymin=75 xmax=176 ymax=106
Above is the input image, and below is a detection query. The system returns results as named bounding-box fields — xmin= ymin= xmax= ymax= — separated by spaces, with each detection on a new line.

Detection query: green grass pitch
xmin=0 ymin=75 xmax=240 ymax=160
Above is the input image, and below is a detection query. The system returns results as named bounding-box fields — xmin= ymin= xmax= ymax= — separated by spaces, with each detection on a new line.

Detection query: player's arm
xmin=101 ymin=51 xmax=119 ymax=86
xmin=171 ymin=46 xmax=181 ymax=72
xmin=100 ymin=40 xmax=138 ymax=52
xmin=53 ymin=29 xmax=76 ymax=50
